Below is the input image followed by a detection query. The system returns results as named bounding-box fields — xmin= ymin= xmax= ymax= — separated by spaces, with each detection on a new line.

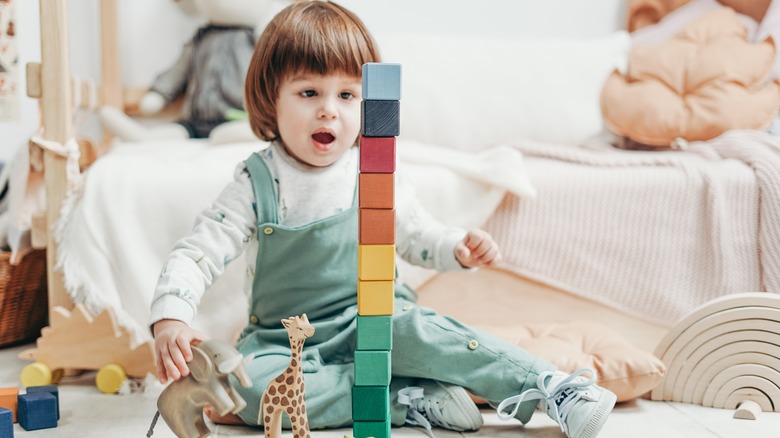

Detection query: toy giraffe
xmin=261 ymin=314 xmax=315 ymax=438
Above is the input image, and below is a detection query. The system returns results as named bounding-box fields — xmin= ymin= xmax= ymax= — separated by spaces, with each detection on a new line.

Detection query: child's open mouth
xmin=312 ymin=132 xmax=336 ymax=151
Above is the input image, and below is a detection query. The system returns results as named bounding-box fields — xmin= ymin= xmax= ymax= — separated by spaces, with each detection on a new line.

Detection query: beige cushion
xmin=601 ymin=7 xmax=780 ymax=147
xmin=476 ymin=321 xmax=666 ymax=403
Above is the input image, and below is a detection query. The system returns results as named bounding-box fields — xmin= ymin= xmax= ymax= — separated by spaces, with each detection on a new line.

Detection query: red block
xmin=360 ymin=137 xmax=396 ymax=173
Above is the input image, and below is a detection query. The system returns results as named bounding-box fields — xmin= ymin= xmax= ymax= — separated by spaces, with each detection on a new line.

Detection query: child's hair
xmin=245 ymin=1 xmax=381 ymax=142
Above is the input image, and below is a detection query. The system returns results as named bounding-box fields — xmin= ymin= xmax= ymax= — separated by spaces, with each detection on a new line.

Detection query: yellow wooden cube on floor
xmin=358 ymin=244 xmax=395 ymax=281
xmin=358 ymin=280 xmax=394 ymax=315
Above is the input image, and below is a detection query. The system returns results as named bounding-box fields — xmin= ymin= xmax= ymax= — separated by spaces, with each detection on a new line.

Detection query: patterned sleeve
xmin=149 ymin=163 xmax=257 ymax=326
xmin=394 ymin=172 xmax=468 ymax=272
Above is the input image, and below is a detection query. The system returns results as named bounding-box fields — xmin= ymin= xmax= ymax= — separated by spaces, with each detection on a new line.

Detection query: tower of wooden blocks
xmin=353 ymin=62 xmax=400 ymax=438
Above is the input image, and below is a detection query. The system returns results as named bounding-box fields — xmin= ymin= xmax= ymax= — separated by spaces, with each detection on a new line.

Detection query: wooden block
xmin=18 ymin=392 xmax=57 ymax=431
xmin=352 ymin=386 xmax=389 ymax=421
xmin=362 ymin=63 xmax=401 ymax=101
xmin=358 ymin=245 xmax=395 ymax=281
xmin=0 ymin=387 xmax=19 ymax=423
xmin=26 ymin=386 xmax=59 ymax=420
xmin=355 ymin=351 xmax=391 ymax=386
xmin=359 ymin=209 xmax=395 ymax=244
xmin=359 ymin=137 xmax=395 ymax=173
xmin=353 ymin=417 xmax=391 ymax=438
xmin=357 ymin=316 xmax=393 ymax=351
xmin=358 ymin=281 xmax=394 ymax=316
xmin=735 ymin=400 xmax=762 ymax=420
xmin=0 ymin=408 xmax=12 ymax=438
xmin=361 ymin=100 xmax=400 ymax=137
xmin=359 ymin=173 xmax=394 ymax=209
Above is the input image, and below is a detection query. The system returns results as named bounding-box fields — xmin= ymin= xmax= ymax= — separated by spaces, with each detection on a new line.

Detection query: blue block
xmin=0 ymin=407 xmax=12 ymax=438
xmin=361 ymin=100 xmax=400 ymax=137
xmin=26 ymin=385 xmax=59 ymax=419
xmin=362 ymin=63 xmax=401 ymax=100
xmin=18 ymin=392 xmax=57 ymax=431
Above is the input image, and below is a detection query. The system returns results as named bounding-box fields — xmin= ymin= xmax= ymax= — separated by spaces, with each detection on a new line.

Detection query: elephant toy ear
xmin=188 ymin=346 xmax=212 ymax=383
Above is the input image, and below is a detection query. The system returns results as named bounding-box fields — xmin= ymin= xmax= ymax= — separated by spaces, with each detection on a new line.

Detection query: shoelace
xmin=398 ymin=386 xmax=453 ymax=438
xmin=496 ymin=368 xmax=597 ymax=436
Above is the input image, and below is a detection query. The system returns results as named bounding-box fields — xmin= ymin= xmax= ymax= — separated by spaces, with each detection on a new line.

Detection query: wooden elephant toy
xmin=157 ymin=339 xmax=253 ymax=438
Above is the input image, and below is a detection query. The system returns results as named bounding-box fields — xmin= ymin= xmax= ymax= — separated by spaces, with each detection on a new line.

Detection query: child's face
xmin=276 ymin=73 xmax=362 ymax=167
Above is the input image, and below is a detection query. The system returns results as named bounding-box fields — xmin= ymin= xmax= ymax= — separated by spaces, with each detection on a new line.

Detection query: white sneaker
xmin=398 ymin=381 xmax=483 ymax=437
xmin=496 ymin=368 xmax=616 ymax=438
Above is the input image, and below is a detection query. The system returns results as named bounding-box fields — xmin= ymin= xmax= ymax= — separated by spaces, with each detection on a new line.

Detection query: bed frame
xmin=24 ymin=0 xmax=676 ymax=386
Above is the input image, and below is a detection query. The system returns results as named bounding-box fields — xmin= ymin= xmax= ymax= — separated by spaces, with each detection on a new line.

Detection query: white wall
xmin=0 ymin=0 xmax=626 ymax=163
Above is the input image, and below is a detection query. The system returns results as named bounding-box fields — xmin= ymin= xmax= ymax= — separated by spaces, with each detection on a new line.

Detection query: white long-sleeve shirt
xmin=149 ymin=143 xmax=467 ymax=326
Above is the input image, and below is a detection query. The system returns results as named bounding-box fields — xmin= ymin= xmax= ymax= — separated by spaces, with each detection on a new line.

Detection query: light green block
xmin=354 ymin=351 xmax=391 ymax=386
xmin=352 ymin=386 xmax=389 ymax=421
xmin=357 ymin=316 xmax=393 ymax=351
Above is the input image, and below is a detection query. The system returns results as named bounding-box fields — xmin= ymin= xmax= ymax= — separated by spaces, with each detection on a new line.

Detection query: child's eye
xmin=301 ymin=90 xmax=316 ymax=97
xmin=339 ymin=91 xmax=355 ymax=100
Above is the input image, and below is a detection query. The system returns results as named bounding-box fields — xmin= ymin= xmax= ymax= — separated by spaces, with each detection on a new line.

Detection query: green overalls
xmin=233 ymin=152 xmax=554 ymax=429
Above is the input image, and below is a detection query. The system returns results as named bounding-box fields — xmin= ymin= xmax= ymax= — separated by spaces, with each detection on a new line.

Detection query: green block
xmin=353 ymin=417 xmax=391 ymax=438
xmin=354 ymin=351 xmax=391 ymax=386
xmin=357 ymin=316 xmax=393 ymax=351
xmin=352 ymin=386 xmax=389 ymax=421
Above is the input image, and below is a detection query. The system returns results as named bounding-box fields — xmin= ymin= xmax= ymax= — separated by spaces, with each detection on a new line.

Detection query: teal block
xmin=357 ymin=316 xmax=393 ymax=351
xmin=354 ymin=351 xmax=391 ymax=386
xmin=352 ymin=386 xmax=389 ymax=421
xmin=353 ymin=417 xmax=391 ymax=438
xmin=362 ymin=63 xmax=401 ymax=100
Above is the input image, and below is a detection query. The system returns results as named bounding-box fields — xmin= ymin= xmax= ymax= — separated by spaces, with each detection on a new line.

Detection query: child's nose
xmin=317 ymin=98 xmax=338 ymax=119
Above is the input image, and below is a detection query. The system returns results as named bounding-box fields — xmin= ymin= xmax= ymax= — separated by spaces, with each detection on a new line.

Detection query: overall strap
xmin=244 ymin=152 xmax=278 ymax=225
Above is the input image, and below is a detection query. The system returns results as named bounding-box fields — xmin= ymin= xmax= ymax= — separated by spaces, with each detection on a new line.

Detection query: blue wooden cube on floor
xmin=0 ymin=407 xmax=12 ymax=438
xmin=26 ymin=385 xmax=59 ymax=419
xmin=18 ymin=392 xmax=57 ymax=431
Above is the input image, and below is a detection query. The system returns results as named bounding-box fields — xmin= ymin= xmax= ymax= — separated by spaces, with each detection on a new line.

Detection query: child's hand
xmin=455 ymin=229 xmax=502 ymax=268
xmin=152 ymin=319 xmax=209 ymax=384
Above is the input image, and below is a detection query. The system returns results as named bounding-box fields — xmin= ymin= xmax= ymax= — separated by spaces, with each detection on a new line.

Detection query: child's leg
xmin=391 ymin=299 xmax=556 ymax=424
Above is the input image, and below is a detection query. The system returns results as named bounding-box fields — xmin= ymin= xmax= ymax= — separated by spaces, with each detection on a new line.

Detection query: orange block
xmin=0 ymin=387 xmax=19 ymax=422
xmin=359 ymin=173 xmax=394 ymax=209
xmin=359 ymin=209 xmax=395 ymax=244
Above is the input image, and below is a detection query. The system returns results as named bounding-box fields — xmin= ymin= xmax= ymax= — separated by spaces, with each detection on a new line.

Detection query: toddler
xmin=150 ymin=2 xmax=616 ymax=437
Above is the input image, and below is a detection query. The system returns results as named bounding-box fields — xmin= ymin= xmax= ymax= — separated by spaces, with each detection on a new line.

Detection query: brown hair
xmin=245 ymin=1 xmax=381 ymax=141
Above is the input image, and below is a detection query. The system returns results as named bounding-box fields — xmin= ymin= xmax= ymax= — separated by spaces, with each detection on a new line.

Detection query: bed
xmin=23 ymin=0 xmax=780 ymax=389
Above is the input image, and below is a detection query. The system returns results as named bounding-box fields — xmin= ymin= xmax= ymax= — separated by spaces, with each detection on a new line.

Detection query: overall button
xmin=403 ymin=304 xmax=414 ymax=311
xmin=249 ymin=315 xmax=259 ymax=324
xmin=467 ymin=340 xmax=479 ymax=350
xmin=263 ymin=227 xmax=274 ymax=235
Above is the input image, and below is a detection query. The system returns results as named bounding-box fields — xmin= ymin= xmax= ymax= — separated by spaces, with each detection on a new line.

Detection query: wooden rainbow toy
xmin=651 ymin=292 xmax=780 ymax=419
xmin=353 ymin=62 xmax=401 ymax=438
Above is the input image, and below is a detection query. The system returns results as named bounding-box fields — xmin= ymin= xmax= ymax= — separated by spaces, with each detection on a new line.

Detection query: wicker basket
xmin=0 ymin=249 xmax=48 ymax=347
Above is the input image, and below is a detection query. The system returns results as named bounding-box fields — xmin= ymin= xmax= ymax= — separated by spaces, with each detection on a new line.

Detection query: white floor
xmin=2 ymin=343 xmax=779 ymax=438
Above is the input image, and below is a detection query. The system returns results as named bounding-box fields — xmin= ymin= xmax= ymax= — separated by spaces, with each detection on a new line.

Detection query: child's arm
xmin=152 ymin=319 xmax=209 ymax=383
xmin=455 ymin=229 xmax=502 ymax=268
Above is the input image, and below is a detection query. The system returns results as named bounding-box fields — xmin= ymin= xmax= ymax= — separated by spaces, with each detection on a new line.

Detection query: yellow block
xmin=358 ymin=280 xmax=395 ymax=315
xmin=358 ymin=244 xmax=395 ymax=280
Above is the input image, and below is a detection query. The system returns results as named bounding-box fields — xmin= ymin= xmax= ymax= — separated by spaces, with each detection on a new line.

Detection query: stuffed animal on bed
xmin=99 ymin=0 xmax=272 ymax=144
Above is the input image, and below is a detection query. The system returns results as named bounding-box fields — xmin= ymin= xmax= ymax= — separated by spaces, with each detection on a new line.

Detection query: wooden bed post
xmin=38 ymin=0 xmax=74 ymax=317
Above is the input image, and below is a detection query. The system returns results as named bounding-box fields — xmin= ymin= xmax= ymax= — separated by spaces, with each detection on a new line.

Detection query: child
xmin=149 ymin=2 xmax=617 ymax=438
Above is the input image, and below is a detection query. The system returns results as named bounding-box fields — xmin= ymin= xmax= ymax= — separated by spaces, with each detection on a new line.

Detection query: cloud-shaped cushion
xmin=601 ymin=7 xmax=780 ymax=147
